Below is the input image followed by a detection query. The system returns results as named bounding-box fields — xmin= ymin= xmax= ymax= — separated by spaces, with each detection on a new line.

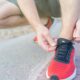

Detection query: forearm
xmin=17 ymin=0 xmax=43 ymax=30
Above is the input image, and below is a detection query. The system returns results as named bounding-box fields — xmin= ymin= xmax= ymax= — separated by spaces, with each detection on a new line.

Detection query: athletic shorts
xmin=7 ymin=0 xmax=61 ymax=17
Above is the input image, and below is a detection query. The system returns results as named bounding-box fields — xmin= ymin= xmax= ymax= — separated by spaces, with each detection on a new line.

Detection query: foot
xmin=46 ymin=38 xmax=76 ymax=80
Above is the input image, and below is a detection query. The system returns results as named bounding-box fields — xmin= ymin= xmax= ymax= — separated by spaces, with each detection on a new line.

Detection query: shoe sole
xmin=46 ymin=68 xmax=76 ymax=80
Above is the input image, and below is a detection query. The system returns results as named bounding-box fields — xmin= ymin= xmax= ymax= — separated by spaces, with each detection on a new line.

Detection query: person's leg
xmin=47 ymin=0 xmax=79 ymax=79
xmin=0 ymin=1 xmax=28 ymax=28
xmin=0 ymin=16 xmax=28 ymax=28
xmin=59 ymin=0 xmax=79 ymax=40
xmin=0 ymin=15 xmax=50 ymax=28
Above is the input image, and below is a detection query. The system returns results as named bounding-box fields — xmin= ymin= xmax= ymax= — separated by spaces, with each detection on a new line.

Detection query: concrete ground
xmin=0 ymin=20 xmax=80 ymax=80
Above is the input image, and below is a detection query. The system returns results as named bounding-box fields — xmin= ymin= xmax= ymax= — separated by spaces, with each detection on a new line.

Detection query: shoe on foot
xmin=46 ymin=38 xmax=76 ymax=80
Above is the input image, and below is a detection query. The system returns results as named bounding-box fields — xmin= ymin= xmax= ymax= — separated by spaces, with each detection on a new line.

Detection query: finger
xmin=40 ymin=42 xmax=49 ymax=51
xmin=38 ymin=36 xmax=49 ymax=51
xmin=43 ymin=40 xmax=57 ymax=52
xmin=48 ymin=46 xmax=57 ymax=52
xmin=34 ymin=36 xmax=38 ymax=42
xmin=48 ymin=38 xmax=57 ymax=52
xmin=73 ymin=28 xmax=80 ymax=38
xmin=44 ymin=34 xmax=57 ymax=47
xmin=74 ymin=37 xmax=80 ymax=43
xmin=53 ymin=37 xmax=58 ymax=42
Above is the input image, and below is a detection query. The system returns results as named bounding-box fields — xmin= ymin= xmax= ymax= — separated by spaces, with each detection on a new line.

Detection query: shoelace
xmin=55 ymin=42 xmax=73 ymax=63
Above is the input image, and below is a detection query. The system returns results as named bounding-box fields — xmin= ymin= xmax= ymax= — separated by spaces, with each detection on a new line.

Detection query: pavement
xmin=0 ymin=19 xmax=80 ymax=80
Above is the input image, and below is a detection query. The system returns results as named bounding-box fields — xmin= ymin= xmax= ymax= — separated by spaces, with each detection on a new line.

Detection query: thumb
xmin=44 ymin=34 xmax=56 ymax=47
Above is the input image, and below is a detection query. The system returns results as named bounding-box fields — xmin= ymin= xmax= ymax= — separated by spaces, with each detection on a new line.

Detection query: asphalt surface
xmin=0 ymin=19 xmax=80 ymax=80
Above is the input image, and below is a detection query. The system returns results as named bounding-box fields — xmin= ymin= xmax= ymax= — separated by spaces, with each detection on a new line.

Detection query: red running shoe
xmin=46 ymin=38 xmax=76 ymax=80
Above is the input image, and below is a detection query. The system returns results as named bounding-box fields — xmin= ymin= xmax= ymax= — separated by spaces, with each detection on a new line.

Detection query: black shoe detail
xmin=54 ymin=38 xmax=74 ymax=64
xmin=50 ymin=75 xmax=59 ymax=80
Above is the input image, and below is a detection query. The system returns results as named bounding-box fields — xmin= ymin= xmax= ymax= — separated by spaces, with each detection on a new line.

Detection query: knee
xmin=0 ymin=12 xmax=10 ymax=19
xmin=0 ymin=14 xmax=5 ymax=20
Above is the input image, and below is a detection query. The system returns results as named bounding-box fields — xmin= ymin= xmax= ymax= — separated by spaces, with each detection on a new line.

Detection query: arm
xmin=17 ymin=0 xmax=43 ymax=30
xmin=17 ymin=0 xmax=56 ymax=51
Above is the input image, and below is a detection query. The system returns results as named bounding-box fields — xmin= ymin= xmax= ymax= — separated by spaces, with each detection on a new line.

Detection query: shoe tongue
xmin=57 ymin=38 xmax=72 ymax=45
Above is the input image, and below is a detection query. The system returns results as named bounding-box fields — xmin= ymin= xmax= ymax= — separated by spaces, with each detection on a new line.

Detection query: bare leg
xmin=59 ymin=0 xmax=79 ymax=40
xmin=0 ymin=1 xmax=48 ymax=28
xmin=0 ymin=16 xmax=48 ymax=28
xmin=0 ymin=1 xmax=21 ymax=19
xmin=0 ymin=16 xmax=28 ymax=28
xmin=0 ymin=1 xmax=28 ymax=27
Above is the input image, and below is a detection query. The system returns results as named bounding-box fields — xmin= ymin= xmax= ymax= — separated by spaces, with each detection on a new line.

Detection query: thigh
xmin=35 ymin=0 xmax=61 ymax=17
xmin=0 ymin=1 xmax=22 ymax=19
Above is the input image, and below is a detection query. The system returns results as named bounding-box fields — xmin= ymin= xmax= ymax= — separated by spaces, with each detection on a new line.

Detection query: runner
xmin=0 ymin=0 xmax=80 ymax=79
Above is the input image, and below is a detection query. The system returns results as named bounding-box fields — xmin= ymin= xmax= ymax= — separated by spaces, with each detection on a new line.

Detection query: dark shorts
xmin=7 ymin=0 xmax=61 ymax=17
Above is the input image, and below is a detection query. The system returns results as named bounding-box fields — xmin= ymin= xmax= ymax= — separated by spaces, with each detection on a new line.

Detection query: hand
xmin=35 ymin=26 xmax=57 ymax=52
xmin=73 ymin=28 xmax=80 ymax=42
xmin=73 ymin=20 xmax=80 ymax=42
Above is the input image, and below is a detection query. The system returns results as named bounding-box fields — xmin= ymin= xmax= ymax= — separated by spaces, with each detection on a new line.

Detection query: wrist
xmin=33 ymin=24 xmax=45 ymax=31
